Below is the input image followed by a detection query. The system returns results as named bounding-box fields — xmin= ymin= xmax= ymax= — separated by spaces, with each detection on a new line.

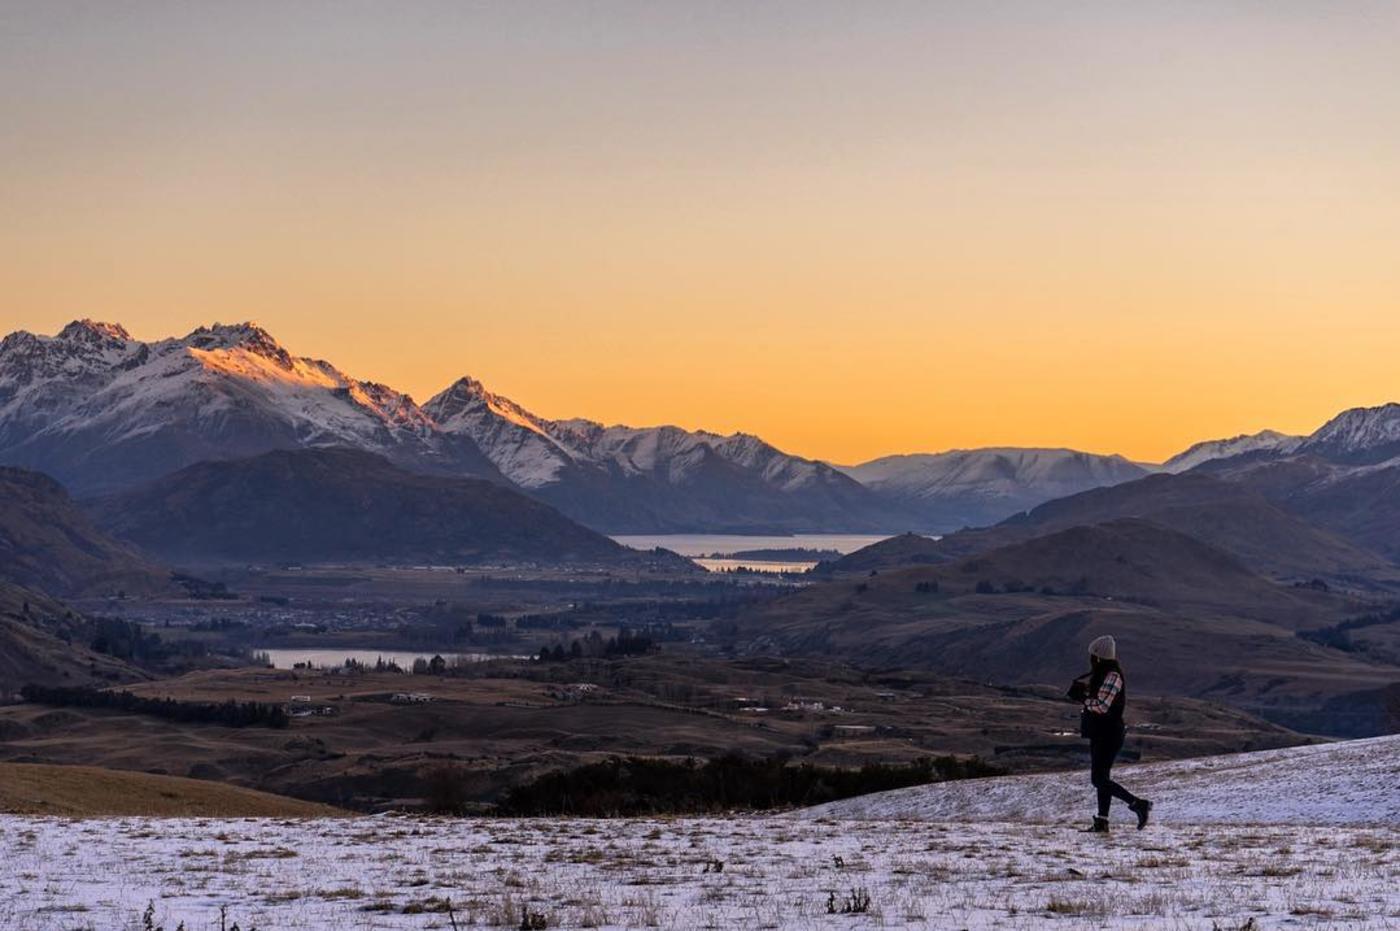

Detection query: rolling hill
xmin=824 ymin=471 xmax=1400 ymax=590
xmin=0 ymin=466 xmax=170 ymax=597
xmin=0 ymin=581 xmax=143 ymax=694
xmin=86 ymin=446 xmax=700 ymax=570
xmin=87 ymin=447 xmax=691 ymax=568
xmin=739 ymin=520 xmax=1399 ymax=735
xmin=0 ymin=762 xmax=342 ymax=816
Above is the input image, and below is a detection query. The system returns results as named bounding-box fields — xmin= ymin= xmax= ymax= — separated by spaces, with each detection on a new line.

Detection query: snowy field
xmin=3 ymin=737 xmax=1398 ymax=929
xmin=4 ymin=813 xmax=1399 ymax=930
xmin=803 ymin=734 xmax=1400 ymax=826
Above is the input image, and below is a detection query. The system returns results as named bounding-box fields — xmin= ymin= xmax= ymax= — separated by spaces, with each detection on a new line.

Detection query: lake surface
xmin=612 ymin=533 xmax=896 ymax=574
xmin=611 ymin=533 xmax=892 ymax=558
xmin=258 ymin=649 xmax=518 ymax=669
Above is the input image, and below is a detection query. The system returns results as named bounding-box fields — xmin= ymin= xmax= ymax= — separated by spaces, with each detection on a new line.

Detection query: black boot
xmin=1129 ymin=799 xmax=1153 ymax=830
xmin=1081 ymin=815 xmax=1109 ymax=833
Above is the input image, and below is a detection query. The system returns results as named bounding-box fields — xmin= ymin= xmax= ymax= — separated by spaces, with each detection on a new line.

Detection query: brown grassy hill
xmin=1212 ymin=456 xmax=1400 ymax=564
xmin=0 ymin=657 xmax=1310 ymax=809
xmin=942 ymin=519 xmax=1343 ymax=623
xmin=0 ymin=762 xmax=342 ymax=816
xmin=818 ymin=532 xmax=944 ymax=574
xmin=0 ymin=581 xmax=143 ymax=694
xmin=830 ymin=472 xmax=1399 ymax=589
xmin=89 ymin=447 xmax=692 ymax=569
xmin=740 ymin=520 xmax=1398 ymax=735
xmin=0 ymin=466 xmax=170 ymax=596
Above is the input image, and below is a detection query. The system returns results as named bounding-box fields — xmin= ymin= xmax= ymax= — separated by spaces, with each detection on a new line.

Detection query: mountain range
xmin=2 ymin=319 xmax=1398 ymax=537
xmin=837 ymin=448 xmax=1149 ymax=530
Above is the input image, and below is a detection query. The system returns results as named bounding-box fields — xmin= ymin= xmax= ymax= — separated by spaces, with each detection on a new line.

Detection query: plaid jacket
xmin=1084 ymin=670 xmax=1123 ymax=715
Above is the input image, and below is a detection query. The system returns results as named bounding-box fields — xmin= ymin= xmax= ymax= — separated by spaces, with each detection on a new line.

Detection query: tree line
xmin=534 ymin=627 xmax=655 ymax=663
xmin=1298 ymin=602 xmax=1400 ymax=653
xmin=495 ymin=753 xmax=1003 ymax=816
xmin=19 ymin=684 xmax=289 ymax=729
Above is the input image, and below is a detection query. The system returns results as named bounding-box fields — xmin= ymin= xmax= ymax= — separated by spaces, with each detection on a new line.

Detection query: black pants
xmin=1089 ymin=727 xmax=1138 ymax=817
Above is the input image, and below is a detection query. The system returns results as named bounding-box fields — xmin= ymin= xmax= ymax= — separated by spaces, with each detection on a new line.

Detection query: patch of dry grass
xmin=0 ymin=762 xmax=342 ymax=817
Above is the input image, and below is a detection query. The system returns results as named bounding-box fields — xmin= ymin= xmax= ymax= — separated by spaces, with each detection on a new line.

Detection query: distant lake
xmin=612 ymin=533 xmax=894 ymax=574
xmin=258 ymin=649 xmax=520 ymax=670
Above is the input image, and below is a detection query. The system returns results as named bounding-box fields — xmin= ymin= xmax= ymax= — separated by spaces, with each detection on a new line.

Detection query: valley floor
xmin=3 ymin=812 xmax=1398 ymax=930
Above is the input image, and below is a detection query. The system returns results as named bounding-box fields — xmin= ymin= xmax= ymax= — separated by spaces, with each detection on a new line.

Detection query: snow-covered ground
xmin=803 ymin=734 xmax=1400 ymax=826
xmin=3 ymin=738 xmax=1398 ymax=929
xmin=4 ymin=814 xmax=1398 ymax=930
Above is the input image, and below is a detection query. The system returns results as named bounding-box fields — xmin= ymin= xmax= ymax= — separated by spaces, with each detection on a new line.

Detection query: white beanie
xmin=1088 ymin=635 xmax=1116 ymax=660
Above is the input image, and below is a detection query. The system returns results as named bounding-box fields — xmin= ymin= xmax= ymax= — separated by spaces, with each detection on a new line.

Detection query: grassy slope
xmin=0 ymin=656 xmax=1305 ymax=810
xmin=0 ymin=466 xmax=170 ymax=597
xmin=743 ymin=521 xmax=1400 ymax=731
xmin=0 ymin=581 xmax=144 ymax=693
xmin=0 ymin=762 xmax=343 ymax=817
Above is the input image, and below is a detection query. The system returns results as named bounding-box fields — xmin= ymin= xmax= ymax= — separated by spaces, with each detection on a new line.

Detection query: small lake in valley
xmin=611 ymin=533 xmax=897 ymax=573
xmin=258 ymin=649 xmax=521 ymax=669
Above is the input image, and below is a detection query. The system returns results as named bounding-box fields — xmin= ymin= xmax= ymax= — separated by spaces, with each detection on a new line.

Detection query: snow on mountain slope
xmin=802 ymin=734 xmax=1400 ymax=826
xmin=0 ymin=320 xmax=893 ymax=530
xmin=426 ymin=379 xmax=839 ymax=493
xmin=1298 ymin=403 xmax=1400 ymax=466
xmin=0 ymin=320 xmax=485 ymax=493
xmin=424 ymin=377 xmax=893 ymax=532
xmin=1161 ymin=429 xmax=1304 ymax=473
xmin=423 ymin=377 xmax=577 ymax=488
xmin=839 ymin=448 xmax=1148 ymax=531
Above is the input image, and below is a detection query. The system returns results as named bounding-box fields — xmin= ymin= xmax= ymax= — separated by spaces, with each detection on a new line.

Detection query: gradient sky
xmin=2 ymin=2 xmax=1397 ymax=464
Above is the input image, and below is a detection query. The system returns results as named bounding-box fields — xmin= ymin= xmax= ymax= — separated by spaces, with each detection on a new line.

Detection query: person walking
xmin=1067 ymin=635 xmax=1152 ymax=832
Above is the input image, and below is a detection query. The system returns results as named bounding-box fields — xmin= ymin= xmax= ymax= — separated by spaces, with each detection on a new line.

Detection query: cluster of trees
xmin=1299 ymin=603 xmax=1400 ymax=653
xmin=88 ymin=617 xmax=213 ymax=666
xmin=411 ymin=654 xmax=449 ymax=675
xmin=535 ymin=628 xmax=655 ymax=663
xmin=497 ymin=753 xmax=1003 ymax=816
xmin=171 ymin=572 xmax=238 ymax=601
xmin=515 ymin=613 xmax=586 ymax=631
xmin=342 ymin=657 xmax=404 ymax=673
xmin=20 ymin=684 xmax=289 ymax=729
xmin=89 ymin=617 xmax=167 ymax=663
xmin=974 ymin=577 xmax=1091 ymax=596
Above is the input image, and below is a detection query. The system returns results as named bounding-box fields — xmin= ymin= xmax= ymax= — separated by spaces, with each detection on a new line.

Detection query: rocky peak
xmin=182 ymin=322 xmax=292 ymax=367
xmin=57 ymin=319 xmax=132 ymax=344
xmin=1301 ymin=403 xmax=1400 ymax=465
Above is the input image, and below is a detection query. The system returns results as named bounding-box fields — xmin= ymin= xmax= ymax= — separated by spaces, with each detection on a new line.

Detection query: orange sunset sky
xmin=1 ymin=2 xmax=1397 ymax=465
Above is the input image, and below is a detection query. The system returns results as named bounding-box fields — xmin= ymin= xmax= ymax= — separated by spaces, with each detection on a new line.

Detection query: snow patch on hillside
xmin=802 ymin=735 xmax=1400 ymax=826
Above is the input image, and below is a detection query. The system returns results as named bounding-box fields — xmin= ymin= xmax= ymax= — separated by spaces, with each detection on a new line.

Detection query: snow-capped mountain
xmin=0 ymin=321 xmax=899 ymax=532
xmin=422 ymin=377 xmax=576 ymax=489
xmin=7 ymin=319 xmax=1394 ymax=539
xmin=1160 ymin=429 xmax=1304 ymax=473
xmin=424 ymin=376 xmax=898 ymax=532
xmin=1295 ymin=402 xmax=1400 ymax=465
xmin=0 ymin=320 xmax=496 ymax=493
xmin=838 ymin=448 xmax=1149 ymax=531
